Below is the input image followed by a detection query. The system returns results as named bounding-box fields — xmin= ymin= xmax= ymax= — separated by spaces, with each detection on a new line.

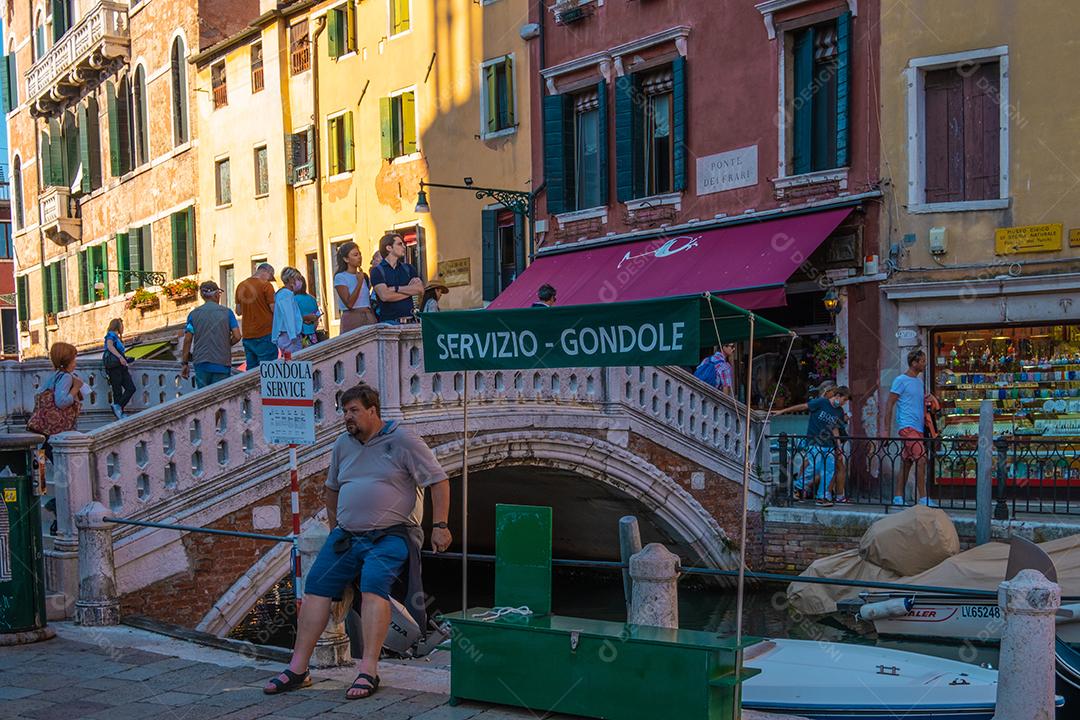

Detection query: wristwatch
xmin=432 ymin=521 xmax=449 ymax=529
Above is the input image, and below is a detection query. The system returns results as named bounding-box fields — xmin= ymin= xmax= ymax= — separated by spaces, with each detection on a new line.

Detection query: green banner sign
xmin=422 ymin=296 xmax=703 ymax=371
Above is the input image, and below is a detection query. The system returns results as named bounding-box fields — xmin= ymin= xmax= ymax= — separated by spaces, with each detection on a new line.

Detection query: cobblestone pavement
xmin=0 ymin=624 xmax=543 ymax=720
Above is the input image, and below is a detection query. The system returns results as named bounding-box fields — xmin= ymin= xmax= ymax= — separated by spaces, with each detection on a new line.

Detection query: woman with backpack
xmin=103 ymin=318 xmax=136 ymax=419
xmin=27 ymin=342 xmax=84 ymax=461
xmin=334 ymin=241 xmax=377 ymax=333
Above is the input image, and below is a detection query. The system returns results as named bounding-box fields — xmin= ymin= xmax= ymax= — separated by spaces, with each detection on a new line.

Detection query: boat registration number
xmin=960 ymin=605 xmax=1001 ymax=619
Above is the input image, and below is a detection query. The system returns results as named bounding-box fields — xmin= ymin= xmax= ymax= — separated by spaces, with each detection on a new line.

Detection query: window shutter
xmin=328 ymin=118 xmax=340 ymax=176
xmin=17 ymin=276 xmax=29 ymax=323
xmin=834 ymin=12 xmax=851 ymax=168
xmin=792 ymin=27 xmax=814 ymax=175
xmin=328 ymin=8 xmax=341 ymax=58
xmin=505 ymin=56 xmax=516 ymax=127
xmin=127 ymin=229 xmax=141 ymax=288
xmin=542 ymin=93 xmax=570 ymax=214
xmin=595 ymin=81 xmax=609 ymax=206
xmin=78 ymin=250 xmax=89 ymax=305
xmin=63 ymin=112 xmax=79 ymax=188
xmin=56 ymin=262 xmax=66 ymax=311
xmin=115 ymin=232 xmax=130 ymax=290
xmin=51 ymin=0 xmax=68 ymax=41
xmin=43 ymin=266 xmax=53 ymax=315
xmin=481 ymin=208 xmax=498 ymax=301
xmin=671 ymin=56 xmax=687 ymax=192
xmin=171 ymin=212 xmax=184 ymax=278
xmin=186 ymin=206 xmax=197 ymax=276
xmin=86 ymin=97 xmax=102 ymax=190
xmin=117 ymin=79 xmax=131 ymax=174
xmin=344 ymin=112 xmax=355 ymax=171
xmin=305 ymin=126 xmax=316 ymax=178
xmin=614 ymin=75 xmax=643 ymax=202
xmin=78 ymin=102 xmax=91 ymax=194
xmin=484 ymin=65 xmax=497 ymax=133
xmin=107 ymin=81 xmax=121 ymax=177
xmin=0 ymin=54 xmax=10 ymax=116
xmin=285 ymin=133 xmax=297 ymax=185
xmin=963 ymin=64 xmax=1000 ymax=202
xmin=379 ymin=97 xmax=393 ymax=159
xmin=512 ymin=211 xmax=525 ymax=277
xmin=96 ymin=245 xmax=109 ymax=299
xmin=47 ymin=119 xmax=65 ymax=186
xmin=402 ymin=92 xmax=417 ymax=154
xmin=141 ymin=225 xmax=153 ymax=275
xmin=346 ymin=1 xmax=357 ymax=52
xmin=924 ymin=68 xmax=964 ymax=204
xmin=6 ymin=53 xmax=16 ymax=109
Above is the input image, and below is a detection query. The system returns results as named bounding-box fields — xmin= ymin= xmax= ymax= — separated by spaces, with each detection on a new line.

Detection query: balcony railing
xmin=39 ymin=186 xmax=81 ymax=244
xmin=26 ymin=0 xmax=130 ymax=118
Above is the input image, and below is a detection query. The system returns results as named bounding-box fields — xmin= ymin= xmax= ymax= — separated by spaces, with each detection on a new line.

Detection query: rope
xmin=470 ymin=606 xmax=533 ymax=621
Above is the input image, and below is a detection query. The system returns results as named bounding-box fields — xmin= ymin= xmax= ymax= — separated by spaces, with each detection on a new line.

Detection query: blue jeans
xmin=195 ymin=369 xmax=231 ymax=388
xmin=798 ymin=445 xmax=836 ymax=499
xmin=243 ymin=335 xmax=278 ymax=369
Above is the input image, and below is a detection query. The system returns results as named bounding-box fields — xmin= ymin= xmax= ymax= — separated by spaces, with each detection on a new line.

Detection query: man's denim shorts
xmin=304 ymin=527 xmax=408 ymax=601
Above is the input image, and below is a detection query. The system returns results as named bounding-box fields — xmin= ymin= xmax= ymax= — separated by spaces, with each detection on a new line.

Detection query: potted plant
xmin=163 ymin=278 xmax=199 ymax=303
xmin=128 ymin=287 xmax=160 ymax=311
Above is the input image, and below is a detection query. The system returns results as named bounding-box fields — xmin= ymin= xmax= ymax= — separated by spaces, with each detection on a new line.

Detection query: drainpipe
xmin=311 ymin=16 xmax=328 ymax=306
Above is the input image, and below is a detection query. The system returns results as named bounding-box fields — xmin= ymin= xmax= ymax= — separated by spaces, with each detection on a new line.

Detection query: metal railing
xmin=771 ymin=434 xmax=1080 ymax=517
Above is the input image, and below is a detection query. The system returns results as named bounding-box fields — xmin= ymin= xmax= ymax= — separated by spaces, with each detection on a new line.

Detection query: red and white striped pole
xmin=289 ymin=443 xmax=302 ymax=611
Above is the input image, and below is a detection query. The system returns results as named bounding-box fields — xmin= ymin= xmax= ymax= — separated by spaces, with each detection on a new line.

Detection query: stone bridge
xmin=41 ymin=325 xmax=769 ymax=633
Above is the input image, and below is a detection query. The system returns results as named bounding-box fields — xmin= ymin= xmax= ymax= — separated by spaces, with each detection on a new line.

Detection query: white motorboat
xmin=741 ymin=637 xmax=1030 ymax=719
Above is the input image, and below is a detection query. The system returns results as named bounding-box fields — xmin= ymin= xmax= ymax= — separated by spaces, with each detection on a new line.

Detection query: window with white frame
xmin=379 ymin=89 xmax=417 ymax=160
xmin=481 ymin=55 xmax=515 ymax=137
xmin=907 ymin=47 xmax=1009 ymax=211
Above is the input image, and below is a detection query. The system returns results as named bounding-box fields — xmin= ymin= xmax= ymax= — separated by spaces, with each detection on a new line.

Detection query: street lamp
xmin=823 ymin=287 xmax=841 ymax=314
xmin=414 ymin=179 xmax=536 ymax=258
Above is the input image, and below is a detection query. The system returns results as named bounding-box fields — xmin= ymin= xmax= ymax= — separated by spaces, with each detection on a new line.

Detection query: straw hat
xmin=425 ymin=278 xmax=449 ymax=293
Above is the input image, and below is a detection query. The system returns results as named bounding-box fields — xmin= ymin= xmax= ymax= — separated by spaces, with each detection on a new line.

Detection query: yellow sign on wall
xmin=1069 ymin=228 xmax=1080 ymax=247
xmin=3 ymin=488 xmax=15 ymax=503
xmin=437 ymin=258 xmax=472 ymax=288
xmin=994 ymin=223 xmax=1063 ymax=254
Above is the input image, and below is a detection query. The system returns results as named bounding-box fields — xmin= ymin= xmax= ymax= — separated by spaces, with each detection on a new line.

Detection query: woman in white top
xmin=272 ymin=266 xmax=305 ymax=355
xmin=334 ymin=241 xmax=378 ymax=333
xmin=421 ymin=279 xmax=449 ymax=314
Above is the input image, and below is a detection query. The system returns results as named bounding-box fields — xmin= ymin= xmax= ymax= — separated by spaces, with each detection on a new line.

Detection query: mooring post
xmin=74 ymin=501 xmax=120 ymax=627
xmin=618 ymin=516 xmax=642 ymax=617
xmin=975 ymin=399 xmax=993 ymax=545
xmin=993 ymin=568 xmax=1060 ymax=720
xmin=297 ymin=525 xmax=351 ymax=668
xmin=628 ymin=543 xmax=680 ymax=629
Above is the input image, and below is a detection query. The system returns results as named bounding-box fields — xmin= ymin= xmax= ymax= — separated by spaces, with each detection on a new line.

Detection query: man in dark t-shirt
xmin=778 ymin=385 xmax=850 ymax=505
xmin=370 ymin=233 xmax=423 ymax=323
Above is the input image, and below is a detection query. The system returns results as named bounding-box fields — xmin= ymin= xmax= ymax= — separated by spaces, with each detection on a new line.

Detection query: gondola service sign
xmin=260 ymin=360 xmax=315 ymax=445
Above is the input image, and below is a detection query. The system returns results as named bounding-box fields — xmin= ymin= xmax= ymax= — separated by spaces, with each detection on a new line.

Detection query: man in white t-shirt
xmin=884 ymin=348 xmax=935 ymax=507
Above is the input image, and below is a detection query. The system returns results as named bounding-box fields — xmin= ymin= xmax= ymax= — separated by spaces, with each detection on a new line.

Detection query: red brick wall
xmin=761 ymin=519 xmax=863 ymax=573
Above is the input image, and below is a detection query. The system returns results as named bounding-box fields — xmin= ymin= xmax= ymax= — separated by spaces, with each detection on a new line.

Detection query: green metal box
xmin=0 ymin=438 xmax=47 ymax=635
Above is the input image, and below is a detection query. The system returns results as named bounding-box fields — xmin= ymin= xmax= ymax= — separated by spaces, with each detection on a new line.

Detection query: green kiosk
xmin=421 ymin=294 xmax=793 ymax=720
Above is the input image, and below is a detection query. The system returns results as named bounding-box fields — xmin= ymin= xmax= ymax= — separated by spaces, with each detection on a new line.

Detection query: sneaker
xmin=815 ymin=498 xmax=834 ymax=507
xmin=918 ymin=497 xmax=939 ymax=508
xmin=111 ymin=404 xmax=124 ymax=420
xmin=891 ymin=495 xmax=906 ymax=506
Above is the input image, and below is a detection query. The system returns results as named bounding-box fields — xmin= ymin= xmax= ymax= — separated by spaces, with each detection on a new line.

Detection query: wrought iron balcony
xmin=26 ymin=1 xmax=130 ymax=118
xmin=39 ymin=186 xmax=81 ymax=244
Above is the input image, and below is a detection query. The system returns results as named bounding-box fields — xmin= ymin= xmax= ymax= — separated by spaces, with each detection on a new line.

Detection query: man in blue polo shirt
xmin=370 ymin=233 xmax=424 ymax=323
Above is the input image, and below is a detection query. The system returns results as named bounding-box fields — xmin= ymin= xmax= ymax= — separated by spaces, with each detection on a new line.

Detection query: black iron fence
xmin=771 ymin=434 xmax=1080 ymax=517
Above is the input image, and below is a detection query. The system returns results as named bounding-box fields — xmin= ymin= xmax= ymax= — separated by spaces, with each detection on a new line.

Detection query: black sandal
xmin=263 ymin=668 xmax=312 ymax=695
xmin=346 ymin=672 xmax=380 ymax=699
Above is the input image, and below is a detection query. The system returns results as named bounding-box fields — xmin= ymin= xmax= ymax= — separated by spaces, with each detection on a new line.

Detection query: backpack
xmin=693 ymin=354 xmax=723 ymax=387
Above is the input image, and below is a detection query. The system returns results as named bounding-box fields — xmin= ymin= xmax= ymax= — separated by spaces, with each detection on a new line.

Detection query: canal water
xmin=229 ymin=557 xmax=1000 ymax=671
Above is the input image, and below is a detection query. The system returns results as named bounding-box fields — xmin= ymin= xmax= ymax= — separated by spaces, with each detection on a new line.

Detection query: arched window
xmin=132 ymin=66 xmax=149 ymax=166
xmin=170 ymin=37 xmax=189 ymax=146
xmin=12 ymin=156 xmax=24 ymax=230
xmin=33 ymin=12 xmax=45 ymax=60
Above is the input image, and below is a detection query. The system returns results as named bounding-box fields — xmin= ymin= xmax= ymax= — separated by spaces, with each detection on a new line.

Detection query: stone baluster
xmin=993 ymin=568 xmax=1060 ymax=720
xmin=628 ymin=543 xmax=680 ymax=630
xmin=376 ymin=328 xmax=404 ymax=420
xmin=47 ymin=431 xmax=95 ymax=611
xmin=297 ymin=525 xmax=351 ymax=668
xmin=74 ymin=501 xmax=120 ymax=626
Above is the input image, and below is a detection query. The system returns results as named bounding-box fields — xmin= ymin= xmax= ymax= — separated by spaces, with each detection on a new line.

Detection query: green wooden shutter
xmin=505 ymin=56 xmax=516 ymax=127
xmin=107 ymin=82 xmax=121 ymax=177
xmin=95 ymin=245 xmax=109 ymax=299
xmin=52 ymin=0 xmax=69 ymax=41
xmin=671 ymin=56 xmax=687 ymax=192
xmin=379 ymin=97 xmax=393 ymax=159
xmin=343 ymin=112 xmax=355 ymax=171
xmin=128 ymin=227 xmax=142 ymax=288
xmin=542 ymin=93 xmax=570 ymax=214
xmin=328 ymin=7 xmax=341 ymax=58
xmin=835 ymin=11 xmax=851 ymax=168
xmin=284 ymin=133 xmax=296 ymax=185
xmin=615 ymin=75 xmax=644 ymax=202
xmin=186 ymin=206 xmax=197 ymax=275
xmin=16 ymin=276 xmax=29 ymax=323
xmin=792 ymin=26 xmax=814 ymax=175
xmin=42 ymin=266 xmax=53 ymax=315
xmin=481 ymin=208 xmax=498 ymax=301
xmin=171 ymin=212 xmax=183 ymax=278
xmin=596 ymin=81 xmax=609 ymax=206
xmin=115 ymin=232 xmax=130 ymax=291
xmin=6 ymin=53 xmax=16 ymax=109
xmin=78 ymin=251 xmax=89 ymax=305
xmin=305 ymin=127 xmax=316 ymax=178
xmin=0 ymin=54 xmax=10 ymax=116
xmin=78 ymin=103 xmax=91 ymax=194
xmin=86 ymin=97 xmax=102 ymax=190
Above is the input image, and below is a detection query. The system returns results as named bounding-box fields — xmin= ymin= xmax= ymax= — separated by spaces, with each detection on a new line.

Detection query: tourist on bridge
xmin=180 ymin=281 xmax=241 ymax=388
xmin=885 ymin=349 xmax=935 ymax=507
xmin=777 ymin=385 xmax=851 ymax=505
xmin=531 ymin=283 xmax=556 ymax=307
xmin=263 ymin=382 xmax=451 ymax=701
xmin=370 ymin=233 xmax=423 ymax=324
xmin=333 ymin=241 xmax=377 ymax=332
xmin=235 ymin=263 xmax=278 ymax=370
xmin=272 ymin=267 xmax=306 ymax=355
xmin=421 ymin=278 xmax=449 ymax=313
xmin=103 ymin=318 xmax=136 ymax=419
xmin=693 ymin=341 xmax=735 ymax=396
xmin=28 ymin=342 xmax=83 ymax=461
xmin=294 ymin=277 xmax=323 ymax=346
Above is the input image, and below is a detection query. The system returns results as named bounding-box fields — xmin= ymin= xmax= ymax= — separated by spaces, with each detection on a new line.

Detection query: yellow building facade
xmin=311 ymin=0 xmax=531 ymax=327
xmin=878 ymin=1 xmax=1080 ymax=437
